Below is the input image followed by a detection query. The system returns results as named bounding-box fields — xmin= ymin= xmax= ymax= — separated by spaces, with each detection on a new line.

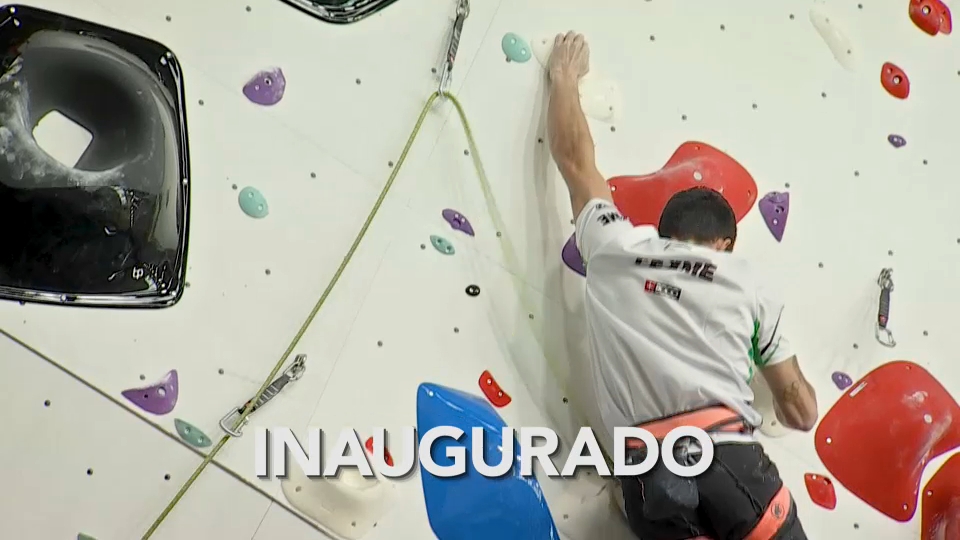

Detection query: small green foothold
xmin=430 ymin=235 xmax=455 ymax=255
xmin=174 ymin=418 xmax=213 ymax=448
xmin=238 ymin=186 xmax=269 ymax=218
xmin=501 ymin=33 xmax=532 ymax=63
xmin=78 ymin=534 xmax=97 ymax=540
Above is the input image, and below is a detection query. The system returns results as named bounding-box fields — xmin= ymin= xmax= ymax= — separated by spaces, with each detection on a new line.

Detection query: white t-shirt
xmin=574 ymin=198 xmax=794 ymax=447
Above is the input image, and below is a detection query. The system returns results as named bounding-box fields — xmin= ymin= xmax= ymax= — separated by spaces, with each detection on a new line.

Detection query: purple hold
xmin=758 ymin=191 xmax=789 ymax=242
xmin=561 ymin=234 xmax=586 ymax=276
xmin=122 ymin=370 xmax=179 ymax=415
xmin=243 ymin=68 xmax=286 ymax=106
xmin=441 ymin=209 xmax=475 ymax=236
xmin=887 ymin=134 xmax=906 ymax=148
xmin=832 ymin=371 xmax=853 ymax=390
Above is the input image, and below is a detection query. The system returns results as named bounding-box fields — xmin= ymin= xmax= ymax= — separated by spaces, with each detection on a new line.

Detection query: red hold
xmin=478 ymin=370 xmax=512 ymax=407
xmin=814 ymin=361 xmax=960 ymax=522
xmin=880 ymin=63 xmax=910 ymax=99
xmin=909 ymin=0 xmax=952 ymax=35
xmin=364 ymin=436 xmax=394 ymax=467
xmin=921 ymin=454 xmax=960 ymax=540
xmin=804 ymin=473 xmax=837 ymax=510
xmin=607 ymin=142 xmax=758 ymax=228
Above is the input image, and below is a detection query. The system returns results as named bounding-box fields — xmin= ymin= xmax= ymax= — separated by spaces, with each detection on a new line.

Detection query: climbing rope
xmin=143 ymin=83 xmax=602 ymax=536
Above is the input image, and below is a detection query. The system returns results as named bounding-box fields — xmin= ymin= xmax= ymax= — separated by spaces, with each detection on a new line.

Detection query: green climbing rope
xmin=142 ymin=89 xmax=599 ymax=537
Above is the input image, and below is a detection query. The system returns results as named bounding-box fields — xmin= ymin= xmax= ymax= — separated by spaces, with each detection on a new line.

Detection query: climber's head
xmin=658 ymin=187 xmax=737 ymax=252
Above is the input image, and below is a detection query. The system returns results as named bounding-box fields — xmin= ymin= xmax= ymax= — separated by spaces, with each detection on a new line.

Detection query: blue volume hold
xmin=416 ymin=383 xmax=560 ymax=540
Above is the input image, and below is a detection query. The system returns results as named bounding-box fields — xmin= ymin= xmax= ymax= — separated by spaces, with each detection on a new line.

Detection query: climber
xmin=545 ymin=31 xmax=819 ymax=540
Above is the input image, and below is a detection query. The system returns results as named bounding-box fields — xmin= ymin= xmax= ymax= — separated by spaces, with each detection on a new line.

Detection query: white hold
xmin=531 ymin=34 xmax=622 ymax=124
xmin=281 ymin=451 xmax=395 ymax=540
xmin=809 ymin=5 xmax=858 ymax=72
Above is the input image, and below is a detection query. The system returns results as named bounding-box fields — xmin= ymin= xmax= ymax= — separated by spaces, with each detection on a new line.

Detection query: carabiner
xmin=219 ymin=354 xmax=307 ymax=437
xmin=874 ymin=268 xmax=895 ymax=347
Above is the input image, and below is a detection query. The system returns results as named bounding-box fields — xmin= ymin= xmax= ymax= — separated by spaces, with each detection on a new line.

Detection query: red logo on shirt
xmin=644 ymin=279 xmax=682 ymax=301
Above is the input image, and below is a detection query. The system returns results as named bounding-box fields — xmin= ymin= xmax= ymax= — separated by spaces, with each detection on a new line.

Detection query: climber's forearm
xmin=547 ymin=76 xmax=611 ymax=217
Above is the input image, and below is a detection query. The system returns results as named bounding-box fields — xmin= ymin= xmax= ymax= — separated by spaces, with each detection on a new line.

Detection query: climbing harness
xmin=875 ymin=268 xmax=896 ymax=347
xmin=142 ymin=2 xmax=596 ymax=535
xmin=438 ymin=0 xmax=469 ymax=97
xmin=219 ymin=354 xmax=306 ymax=437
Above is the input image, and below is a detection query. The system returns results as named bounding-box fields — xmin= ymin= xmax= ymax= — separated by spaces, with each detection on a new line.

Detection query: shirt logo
xmin=644 ymin=279 xmax=682 ymax=301
xmin=597 ymin=211 xmax=626 ymax=226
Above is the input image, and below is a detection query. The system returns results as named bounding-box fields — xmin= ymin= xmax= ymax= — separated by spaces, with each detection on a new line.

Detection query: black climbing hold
xmin=466 ymin=285 xmax=480 ymax=296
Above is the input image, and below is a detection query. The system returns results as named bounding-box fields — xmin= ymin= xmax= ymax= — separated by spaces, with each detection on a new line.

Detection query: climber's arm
xmin=547 ymin=75 xmax=612 ymax=220
xmin=755 ymin=286 xmax=819 ymax=432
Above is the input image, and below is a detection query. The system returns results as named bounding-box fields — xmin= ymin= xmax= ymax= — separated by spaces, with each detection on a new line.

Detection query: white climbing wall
xmin=1 ymin=0 xmax=958 ymax=538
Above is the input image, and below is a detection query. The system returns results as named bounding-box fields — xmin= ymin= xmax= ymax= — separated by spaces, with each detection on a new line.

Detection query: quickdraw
xmin=219 ymin=354 xmax=307 ymax=437
xmin=438 ymin=0 xmax=469 ymax=96
xmin=875 ymin=268 xmax=895 ymax=347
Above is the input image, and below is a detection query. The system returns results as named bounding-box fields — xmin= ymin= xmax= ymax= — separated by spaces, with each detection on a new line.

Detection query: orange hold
xmin=478 ymin=370 xmax=512 ymax=407
xmin=880 ymin=62 xmax=910 ymax=99
xmin=804 ymin=473 xmax=837 ymax=510
xmin=364 ymin=436 xmax=394 ymax=467
xmin=815 ymin=361 xmax=960 ymax=522
xmin=910 ymin=0 xmax=952 ymax=35
xmin=607 ymin=142 xmax=758 ymax=228
xmin=922 ymin=454 xmax=960 ymax=540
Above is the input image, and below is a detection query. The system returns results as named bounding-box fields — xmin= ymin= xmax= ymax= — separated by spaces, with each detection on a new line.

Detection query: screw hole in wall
xmin=86 ymin=468 xmax=93 ymax=476
xmin=43 ymin=399 xmax=50 ymax=407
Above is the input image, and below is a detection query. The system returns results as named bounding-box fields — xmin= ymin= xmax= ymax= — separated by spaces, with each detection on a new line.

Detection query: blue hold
xmin=416 ymin=383 xmax=560 ymax=540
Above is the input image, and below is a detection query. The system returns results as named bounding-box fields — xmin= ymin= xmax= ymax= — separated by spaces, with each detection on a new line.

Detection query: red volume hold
xmin=364 ymin=436 xmax=394 ymax=467
xmin=478 ymin=370 xmax=512 ymax=407
xmin=880 ymin=63 xmax=910 ymax=99
xmin=909 ymin=0 xmax=952 ymax=35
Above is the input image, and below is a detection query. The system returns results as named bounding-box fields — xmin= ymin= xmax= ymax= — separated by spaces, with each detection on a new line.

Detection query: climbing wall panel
xmin=0 ymin=333 xmax=321 ymax=540
xmin=1 ymin=0 xmax=958 ymax=538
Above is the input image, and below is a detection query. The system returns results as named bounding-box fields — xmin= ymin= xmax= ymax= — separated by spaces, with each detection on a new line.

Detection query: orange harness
xmin=626 ymin=405 xmax=793 ymax=540
xmin=625 ymin=405 xmax=752 ymax=449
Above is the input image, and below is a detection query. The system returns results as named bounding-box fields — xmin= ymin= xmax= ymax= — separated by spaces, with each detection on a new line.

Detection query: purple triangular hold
xmin=758 ymin=191 xmax=789 ymax=242
xmin=243 ymin=68 xmax=286 ymax=106
xmin=562 ymin=234 xmax=586 ymax=276
xmin=122 ymin=370 xmax=179 ymax=415
xmin=441 ymin=209 xmax=475 ymax=236
xmin=887 ymin=134 xmax=906 ymax=148
xmin=831 ymin=371 xmax=852 ymax=390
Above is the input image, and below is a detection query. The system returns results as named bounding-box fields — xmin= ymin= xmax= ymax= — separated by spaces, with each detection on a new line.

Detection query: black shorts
xmin=618 ymin=441 xmax=807 ymax=540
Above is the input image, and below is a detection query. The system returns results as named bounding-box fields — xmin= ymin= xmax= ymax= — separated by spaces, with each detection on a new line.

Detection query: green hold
xmin=430 ymin=235 xmax=455 ymax=255
xmin=174 ymin=418 xmax=213 ymax=448
xmin=238 ymin=186 xmax=269 ymax=218
xmin=501 ymin=33 xmax=531 ymax=63
xmin=78 ymin=534 xmax=97 ymax=540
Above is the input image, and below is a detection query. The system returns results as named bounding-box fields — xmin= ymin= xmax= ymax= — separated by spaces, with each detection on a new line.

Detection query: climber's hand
xmin=548 ymin=31 xmax=590 ymax=84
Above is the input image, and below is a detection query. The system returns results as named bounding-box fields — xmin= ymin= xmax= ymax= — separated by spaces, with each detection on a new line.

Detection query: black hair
xmin=657 ymin=187 xmax=737 ymax=249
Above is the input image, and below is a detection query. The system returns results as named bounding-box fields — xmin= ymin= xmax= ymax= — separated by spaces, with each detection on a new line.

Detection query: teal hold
xmin=501 ymin=33 xmax=532 ymax=63
xmin=238 ymin=186 xmax=269 ymax=218
xmin=174 ymin=418 xmax=213 ymax=448
xmin=430 ymin=235 xmax=455 ymax=255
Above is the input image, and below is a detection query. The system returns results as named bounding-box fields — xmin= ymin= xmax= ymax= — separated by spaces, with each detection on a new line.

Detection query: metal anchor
xmin=438 ymin=0 xmax=470 ymax=97
xmin=219 ymin=354 xmax=307 ymax=437
xmin=875 ymin=268 xmax=896 ymax=347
